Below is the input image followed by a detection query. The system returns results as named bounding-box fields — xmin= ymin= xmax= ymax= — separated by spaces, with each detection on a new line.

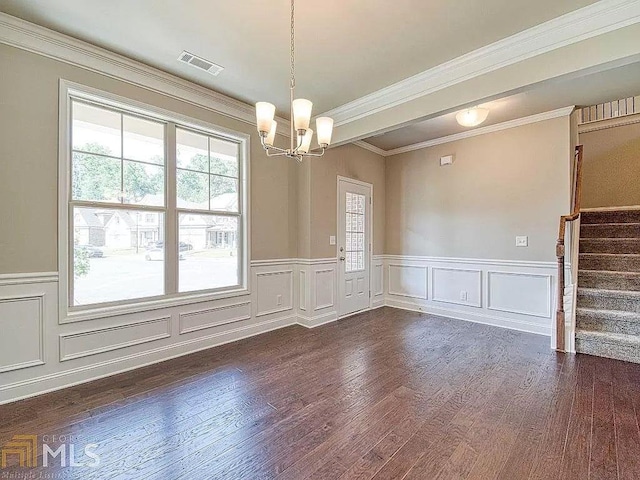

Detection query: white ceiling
xmin=0 ymin=0 xmax=598 ymax=116
xmin=364 ymin=60 xmax=640 ymax=151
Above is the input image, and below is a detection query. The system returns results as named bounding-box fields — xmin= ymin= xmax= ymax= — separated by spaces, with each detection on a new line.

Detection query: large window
xmin=65 ymin=93 xmax=247 ymax=311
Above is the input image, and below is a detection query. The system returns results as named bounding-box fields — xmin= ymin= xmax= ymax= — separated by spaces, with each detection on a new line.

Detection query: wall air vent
xmin=177 ymin=51 xmax=224 ymax=77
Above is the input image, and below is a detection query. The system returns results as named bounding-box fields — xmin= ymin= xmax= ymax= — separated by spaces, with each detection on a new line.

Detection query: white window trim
xmin=58 ymin=79 xmax=251 ymax=323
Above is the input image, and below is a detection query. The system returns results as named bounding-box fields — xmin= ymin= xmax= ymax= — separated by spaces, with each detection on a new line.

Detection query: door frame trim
xmin=336 ymin=175 xmax=374 ymax=318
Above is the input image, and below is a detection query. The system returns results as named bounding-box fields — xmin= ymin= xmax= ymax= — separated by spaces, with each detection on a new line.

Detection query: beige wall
xmin=0 ymin=43 xmax=575 ymax=271
xmin=385 ymin=117 xmax=571 ymax=261
xmin=580 ymin=121 xmax=640 ymax=208
xmin=306 ymin=144 xmax=385 ymax=259
xmin=0 ymin=44 xmax=298 ymax=273
xmin=296 ymin=159 xmax=312 ymax=259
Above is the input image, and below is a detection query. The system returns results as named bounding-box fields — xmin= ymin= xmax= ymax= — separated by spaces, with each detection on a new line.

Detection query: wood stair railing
xmin=556 ymin=145 xmax=584 ymax=352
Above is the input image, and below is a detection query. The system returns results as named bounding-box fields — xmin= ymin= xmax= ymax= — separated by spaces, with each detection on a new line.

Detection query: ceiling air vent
xmin=178 ymin=51 xmax=224 ymax=76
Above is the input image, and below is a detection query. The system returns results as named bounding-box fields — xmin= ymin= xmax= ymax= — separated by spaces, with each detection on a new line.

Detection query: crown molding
xmin=376 ymin=106 xmax=575 ymax=157
xmin=352 ymin=140 xmax=387 ymax=157
xmin=319 ymin=0 xmax=640 ymax=127
xmin=578 ymin=111 xmax=640 ymax=133
xmin=0 ymin=12 xmax=291 ymax=133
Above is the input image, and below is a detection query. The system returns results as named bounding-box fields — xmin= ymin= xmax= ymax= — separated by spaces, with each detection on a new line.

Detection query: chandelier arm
xmin=300 ymin=148 xmax=326 ymax=158
xmin=265 ymin=146 xmax=289 ymax=155
xmin=292 ymin=132 xmax=304 ymax=153
xmin=259 ymin=135 xmax=287 ymax=153
xmin=265 ymin=150 xmax=291 ymax=157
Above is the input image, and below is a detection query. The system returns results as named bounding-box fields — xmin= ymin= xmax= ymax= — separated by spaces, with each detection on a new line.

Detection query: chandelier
xmin=255 ymin=0 xmax=334 ymax=162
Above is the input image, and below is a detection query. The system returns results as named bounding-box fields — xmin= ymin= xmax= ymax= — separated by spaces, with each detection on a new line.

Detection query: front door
xmin=337 ymin=177 xmax=371 ymax=317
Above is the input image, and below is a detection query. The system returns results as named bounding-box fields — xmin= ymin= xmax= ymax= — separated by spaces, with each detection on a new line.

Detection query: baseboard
xmin=372 ymin=297 xmax=385 ymax=309
xmin=0 ymin=315 xmax=297 ymax=405
xmin=297 ymin=311 xmax=338 ymax=328
xmin=385 ymin=297 xmax=551 ymax=336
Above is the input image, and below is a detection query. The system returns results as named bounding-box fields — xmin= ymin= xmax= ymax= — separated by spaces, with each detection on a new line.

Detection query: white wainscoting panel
xmin=388 ymin=264 xmax=428 ymax=299
xmin=0 ymin=295 xmax=45 ymax=373
xmin=431 ymin=268 xmax=482 ymax=308
xmin=384 ymin=256 xmax=556 ymax=336
xmin=60 ymin=316 xmax=172 ymax=362
xmin=372 ymin=256 xmax=385 ymax=309
xmin=0 ymin=256 xmax=562 ymax=405
xmin=487 ymin=271 xmax=552 ymax=318
xmin=297 ymin=259 xmax=338 ymax=328
xmin=299 ymin=270 xmax=307 ymax=312
xmin=179 ymin=301 xmax=251 ymax=335
xmin=373 ymin=259 xmax=384 ymax=296
xmin=255 ymin=270 xmax=293 ymax=317
xmin=314 ymin=269 xmax=335 ymax=311
xmin=0 ymin=263 xmax=299 ymax=405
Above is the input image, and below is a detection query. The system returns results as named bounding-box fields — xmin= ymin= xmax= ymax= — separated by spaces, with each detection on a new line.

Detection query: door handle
xmin=339 ymin=256 xmax=345 ymax=261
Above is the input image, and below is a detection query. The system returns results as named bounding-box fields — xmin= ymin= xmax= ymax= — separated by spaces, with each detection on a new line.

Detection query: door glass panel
xmin=345 ymin=192 xmax=366 ymax=273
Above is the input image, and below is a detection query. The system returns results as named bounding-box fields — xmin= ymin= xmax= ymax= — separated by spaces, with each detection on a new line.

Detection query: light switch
xmin=329 ymin=236 xmax=336 ymax=246
xmin=516 ymin=236 xmax=528 ymax=247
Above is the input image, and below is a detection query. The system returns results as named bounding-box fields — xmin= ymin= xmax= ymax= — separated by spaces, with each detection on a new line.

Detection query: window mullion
xmin=166 ymin=122 xmax=178 ymax=295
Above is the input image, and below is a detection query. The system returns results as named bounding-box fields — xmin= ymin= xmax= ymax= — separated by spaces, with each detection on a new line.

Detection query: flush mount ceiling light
xmin=255 ymin=0 xmax=334 ymax=163
xmin=456 ymin=107 xmax=489 ymax=127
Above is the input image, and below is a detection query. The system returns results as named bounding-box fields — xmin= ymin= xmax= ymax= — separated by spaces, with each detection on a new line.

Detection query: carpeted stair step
xmin=581 ymin=210 xmax=640 ymax=225
xmin=578 ymin=253 xmax=640 ymax=272
xmin=580 ymin=223 xmax=640 ymax=239
xmin=577 ymin=288 xmax=640 ymax=313
xmin=579 ymin=238 xmax=640 ymax=254
xmin=576 ymin=307 xmax=640 ymax=335
xmin=575 ymin=330 xmax=640 ymax=364
xmin=578 ymin=270 xmax=640 ymax=291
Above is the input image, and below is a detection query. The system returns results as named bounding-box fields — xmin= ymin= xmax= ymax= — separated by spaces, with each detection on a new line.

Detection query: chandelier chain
xmin=290 ymin=0 xmax=295 ymax=89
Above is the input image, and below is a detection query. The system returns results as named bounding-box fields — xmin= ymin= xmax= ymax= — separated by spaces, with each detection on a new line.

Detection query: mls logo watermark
xmin=0 ymin=436 xmax=37 ymax=469
xmin=1 ymin=435 xmax=100 ymax=470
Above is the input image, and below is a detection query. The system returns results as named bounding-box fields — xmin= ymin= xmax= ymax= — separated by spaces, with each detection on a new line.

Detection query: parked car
xmin=147 ymin=241 xmax=193 ymax=252
xmin=145 ymin=248 xmax=185 ymax=261
xmin=77 ymin=245 xmax=104 ymax=258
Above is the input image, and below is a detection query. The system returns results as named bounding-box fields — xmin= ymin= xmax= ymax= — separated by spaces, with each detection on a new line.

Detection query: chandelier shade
xmin=255 ymin=0 xmax=333 ymax=162
xmin=316 ymin=117 xmax=334 ymax=147
xmin=298 ymin=129 xmax=314 ymax=154
xmin=264 ymin=121 xmax=278 ymax=147
xmin=256 ymin=102 xmax=276 ymax=133
xmin=292 ymin=99 xmax=313 ymax=132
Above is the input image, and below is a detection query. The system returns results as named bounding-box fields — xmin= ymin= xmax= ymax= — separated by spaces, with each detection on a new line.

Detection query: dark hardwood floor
xmin=1 ymin=307 xmax=640 ymax=479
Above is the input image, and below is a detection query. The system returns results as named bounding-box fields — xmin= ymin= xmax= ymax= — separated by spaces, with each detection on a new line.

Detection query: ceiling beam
xmin=323 ymin=0 xmax=640 ymax=145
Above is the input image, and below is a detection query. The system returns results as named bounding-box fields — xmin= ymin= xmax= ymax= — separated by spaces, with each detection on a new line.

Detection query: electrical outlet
xmin=440 ymin=154 xmax=454 ymax=166
xmin=516 ymin=236 xmax=528 ymax=247
xmin=460 ymin=291 xmax=468 ymax=301
xmin=276 ymin=294 xmax=283 ymax=306
xmin=329 ymin=236 xmax=336 ymax=246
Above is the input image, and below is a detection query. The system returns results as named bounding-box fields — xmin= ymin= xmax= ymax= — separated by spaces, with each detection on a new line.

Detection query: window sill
xmin=61 ymin=287 xmax=250 ymax=324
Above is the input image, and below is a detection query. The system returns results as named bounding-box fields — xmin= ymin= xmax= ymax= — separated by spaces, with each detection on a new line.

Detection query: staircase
xmin=576 ymin=209 xmax=640 ymax=363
